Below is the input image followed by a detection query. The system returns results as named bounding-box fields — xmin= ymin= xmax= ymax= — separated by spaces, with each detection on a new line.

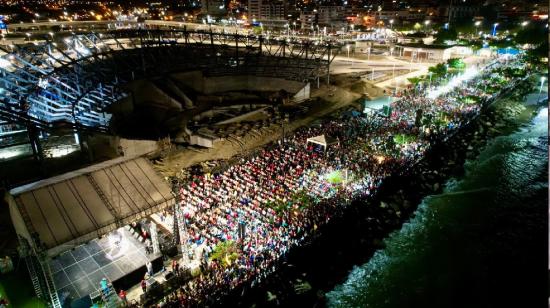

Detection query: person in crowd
xmin=146 ymin=261 xmax=154 ymax=277
xmin=141 ymin=277 xmax=147 ymax=294
xmin=118 ymin=289 xmax=128 ymax=304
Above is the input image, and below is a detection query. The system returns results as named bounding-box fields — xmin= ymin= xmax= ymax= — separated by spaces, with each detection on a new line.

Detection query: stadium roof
xmin=7 ymin=156 xmax=174 ymax=255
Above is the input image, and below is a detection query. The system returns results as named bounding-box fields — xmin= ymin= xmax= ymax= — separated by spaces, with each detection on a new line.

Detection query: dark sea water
xmin=326 ymin=106 xmax=549 ymax=308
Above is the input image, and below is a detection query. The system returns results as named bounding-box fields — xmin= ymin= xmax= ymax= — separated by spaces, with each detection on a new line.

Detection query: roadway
xmin=2 ymin=20 xmax=487 ymax=93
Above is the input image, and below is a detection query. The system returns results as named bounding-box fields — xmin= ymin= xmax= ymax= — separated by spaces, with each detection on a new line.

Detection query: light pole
xmin=538 ymin=76 xmax=546 ymax=101
xmin=392 ymin=63 xmax=396 ymax=90
xmin=424 ymin=20 xmax=430 ymax=33
xmin=286 ymin=23 xmax=289 ymax=38
xmin=474 ymin=21 xmax=481 ymax=38
xmin=492 ymin=23 xmax=498 ymax=37
xmin=316 ymin=25 xmax=320 ymax=39
xmin=389 ymin=19 xmax=394 ymax=30
xmin=367 ymin=45 xmax=371 ymax=60
xmin=346 ymin=45 xmax=351 ymax=66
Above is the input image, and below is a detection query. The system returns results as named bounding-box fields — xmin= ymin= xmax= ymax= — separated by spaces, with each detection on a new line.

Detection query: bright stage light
xmin=426 ymin=66 xmax=480 ymax=99
xmin=47 ymin=145 xmax=79 ymax=158
xmin=0 ymin=147 xmax=25 ymax=160
xmin=105 ymin=229 xmax=129 ymax=260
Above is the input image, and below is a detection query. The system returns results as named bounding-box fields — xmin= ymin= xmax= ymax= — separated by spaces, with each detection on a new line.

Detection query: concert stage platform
xmin=50 ymin=227 xmax=161 ymax=303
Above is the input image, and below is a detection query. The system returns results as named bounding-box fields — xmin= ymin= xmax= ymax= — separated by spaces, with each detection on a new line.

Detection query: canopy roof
xmin=306 ymin=134 xmax=339 ymax=148
xmin=8 ymin=157 xmax=174 ymax=255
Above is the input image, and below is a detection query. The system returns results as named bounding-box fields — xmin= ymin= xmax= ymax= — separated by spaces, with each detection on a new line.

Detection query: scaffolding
xmin=0 ymin=29 xmax=340 ymax=132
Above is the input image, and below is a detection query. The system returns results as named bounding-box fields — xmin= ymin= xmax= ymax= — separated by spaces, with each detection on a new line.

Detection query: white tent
xmin=306 ymin=135 xmax=339 ymax=151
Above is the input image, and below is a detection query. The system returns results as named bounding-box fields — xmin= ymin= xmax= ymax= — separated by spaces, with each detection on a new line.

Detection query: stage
xmin=49 ymin=227 xmax=161 ymax=303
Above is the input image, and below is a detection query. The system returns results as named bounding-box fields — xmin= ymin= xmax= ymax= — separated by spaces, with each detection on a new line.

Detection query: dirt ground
xmin=152 ymin=55 xmax=430 ymax=177
xmin=153 ymin=73 xmax=385 ymax=177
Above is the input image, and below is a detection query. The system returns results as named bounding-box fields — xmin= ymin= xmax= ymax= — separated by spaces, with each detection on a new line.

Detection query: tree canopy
xmin=434 ymin=28 xmax=458 ymax=44
xmin=428 ymin=63 xmax=448 ymax=77
xmin=210 ymin=240 xmax=240 ymax=267
xmin=515 ymin=22 xmax=548 ymax=45
xmin=446 ymin=58 xmax=465 ymax=70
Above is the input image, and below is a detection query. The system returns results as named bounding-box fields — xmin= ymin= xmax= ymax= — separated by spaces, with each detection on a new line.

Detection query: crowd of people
xmin=128 ymin=58 xmax=523 ymax=307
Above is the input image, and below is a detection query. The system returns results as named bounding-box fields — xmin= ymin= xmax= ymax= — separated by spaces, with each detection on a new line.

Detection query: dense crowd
xmin=131 ymin=58 xmax=523 ymax=307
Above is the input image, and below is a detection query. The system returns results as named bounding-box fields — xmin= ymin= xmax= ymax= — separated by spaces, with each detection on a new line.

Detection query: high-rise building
xmin=260 ymin=1 xmax=287 ymax=20
xmin=201 ymin=0 xmax=227 ymax=16
xmin=248 ymin=0 xmax=287 ymax=21
xmin=248 ymin=0 xmax=262 ymax=20
xmin=300 ymin=6 xmax=346 ymax=30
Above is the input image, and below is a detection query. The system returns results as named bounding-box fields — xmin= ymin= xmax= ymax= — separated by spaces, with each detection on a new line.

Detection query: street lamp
xmin=492 ymin=23 xmax=498 ymax=36
xmin=389 ymin=19 xmax=394 ymax=29
xmin=346 ymin=45 xmax=351 ymax=66
xmin=474 ymin=20 xmax=481 ymax=37
xmin=521 ymin=21 xmax=529 ymax=27
xmin=316 ymin=24 xmax=320 ymax=38
xmin=286 ymin=23 xmax=290 ymax=38
xmin=424 ymin=20 xmax=430 ymax=32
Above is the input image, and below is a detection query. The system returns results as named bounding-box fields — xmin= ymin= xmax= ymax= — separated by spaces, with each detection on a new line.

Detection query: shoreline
xmin=206 ymin=73 xmax=540 ymax=308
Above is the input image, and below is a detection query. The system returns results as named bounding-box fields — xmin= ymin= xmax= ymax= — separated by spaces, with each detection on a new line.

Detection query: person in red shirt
xmin=118 ymin=289 xmax=127 ymax=304
xmin=140 ymin=278 xmax=147 ymax=293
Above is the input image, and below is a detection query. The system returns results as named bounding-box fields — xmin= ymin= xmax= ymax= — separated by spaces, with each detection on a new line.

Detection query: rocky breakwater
xmin=380 ymin=77 xmax=538 ymax=224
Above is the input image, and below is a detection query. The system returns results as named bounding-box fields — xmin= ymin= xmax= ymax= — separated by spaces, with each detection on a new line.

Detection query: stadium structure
xmin=1 ymin=27 xmax=340 ymax=307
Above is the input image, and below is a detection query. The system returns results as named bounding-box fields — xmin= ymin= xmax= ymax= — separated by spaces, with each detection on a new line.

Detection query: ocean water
xmin=326 ymin=107 xmax=548 ymax=308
